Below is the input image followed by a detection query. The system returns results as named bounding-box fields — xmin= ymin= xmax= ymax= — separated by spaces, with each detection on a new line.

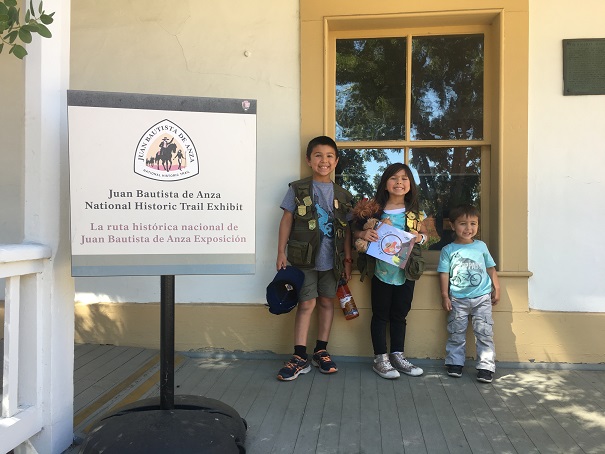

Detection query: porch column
xmin=22 ymin=0 xmax=74 ymax=452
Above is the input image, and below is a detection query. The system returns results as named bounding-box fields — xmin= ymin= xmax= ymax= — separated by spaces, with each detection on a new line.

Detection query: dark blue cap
xmin=265 ymin=266 xmax=305 ymax=315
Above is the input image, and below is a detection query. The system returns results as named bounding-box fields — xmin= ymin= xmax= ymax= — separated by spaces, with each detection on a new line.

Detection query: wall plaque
xmin=563 ymin=38 xmax=605 ymax=95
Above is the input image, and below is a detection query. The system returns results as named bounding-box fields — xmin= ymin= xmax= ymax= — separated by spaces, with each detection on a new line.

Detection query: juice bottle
xmin=336 ymin=279 xmax=359 ymax=320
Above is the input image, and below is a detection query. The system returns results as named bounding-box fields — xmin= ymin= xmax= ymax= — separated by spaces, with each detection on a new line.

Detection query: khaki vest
xmin=287 ymin=177 xmax=352 ymax=279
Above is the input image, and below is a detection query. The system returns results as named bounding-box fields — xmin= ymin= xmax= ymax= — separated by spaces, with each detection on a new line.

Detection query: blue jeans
xmin=445 ymin=294 xmax=496 ymax=372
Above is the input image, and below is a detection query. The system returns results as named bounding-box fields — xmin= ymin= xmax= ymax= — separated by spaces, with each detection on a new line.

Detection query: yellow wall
xmin=74 ymin=271 xmax=605 ymax=364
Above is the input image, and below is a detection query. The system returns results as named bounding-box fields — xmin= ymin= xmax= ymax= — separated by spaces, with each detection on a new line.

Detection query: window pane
xmin=411 ymin=35 xmax=484 ymax=140
xmin=336 ymin=38 xmax=406 ymax=141
xmin=335 ymin=148 xmax=404 ymax=201
xmin=410 ymin=147 xmax=481 ymax=250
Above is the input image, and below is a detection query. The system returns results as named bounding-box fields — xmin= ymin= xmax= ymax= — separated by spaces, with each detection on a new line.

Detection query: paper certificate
xmin=366 ymin=222 xmax=416 ymax=269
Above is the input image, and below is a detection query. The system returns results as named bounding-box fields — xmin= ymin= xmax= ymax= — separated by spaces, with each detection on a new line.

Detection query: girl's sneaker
xmin=389 ymin=352 xmax=423 ymax=377
xmin=373 ymin=354 xmax=400 ymax=379
xmin=277 ymin=355 xmax=311 ymax=381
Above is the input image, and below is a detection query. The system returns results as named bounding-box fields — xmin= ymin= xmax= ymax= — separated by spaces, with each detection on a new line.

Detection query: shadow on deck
xmin=65 ymin=343 xmax=605 ymax=453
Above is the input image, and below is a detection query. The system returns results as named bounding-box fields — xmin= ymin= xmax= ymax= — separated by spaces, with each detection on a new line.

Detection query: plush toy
xmin=352 ymin=198 xmax=392 ymax=253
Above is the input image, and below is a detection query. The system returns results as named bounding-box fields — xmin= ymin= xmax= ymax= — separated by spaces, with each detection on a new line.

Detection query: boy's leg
xmin=445 ymin=296 xmax=471 ymax=367
xmin=312 ymin=271 xmax=338 ymax=374
xmin=470 ymin=294 xmax=496 ymax=373
xmin=315 ymin=295 xmax=335 ymax=341
xmin=276 ymin=269 xmax=319 ymax=381
xmin=294 ymin=298 xmax=317 ymax=346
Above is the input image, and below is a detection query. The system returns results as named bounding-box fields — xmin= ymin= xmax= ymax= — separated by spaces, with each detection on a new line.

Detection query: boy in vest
xmin=275 ymin=136 xmax=354 ymax=381
xmin=437 ymin=205 xmax=500 ymax=383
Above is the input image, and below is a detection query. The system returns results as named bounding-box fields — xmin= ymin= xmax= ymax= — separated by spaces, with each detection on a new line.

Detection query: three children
xmin=276 ymin=137 xmax=499 ymax=383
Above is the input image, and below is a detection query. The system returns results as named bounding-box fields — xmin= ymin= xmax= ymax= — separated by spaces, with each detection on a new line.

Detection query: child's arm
xmin=276 ymin=209 xmax=293 ymax=270
xmin=344 ymin=224 xmax=352 ymax=281
xmin=439 ymin=272 xmax=452 ymax=311
xmin=410 ymin=219 xmax=428 ymax=244
xmin=486 ymin=267 xmax=500 ymax=305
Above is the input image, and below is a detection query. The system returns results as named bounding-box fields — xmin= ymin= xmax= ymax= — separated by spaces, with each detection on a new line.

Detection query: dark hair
xmin=374 ymin=163 xmax=419 ymax=213
xmin=306 ymin=136 xmax=339 ymax=159
xmin=448 ymin=204 xmax=480 ymax=223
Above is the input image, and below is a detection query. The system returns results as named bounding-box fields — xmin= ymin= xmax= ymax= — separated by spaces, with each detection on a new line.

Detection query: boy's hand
xmin=344 ymin=261 xmax=352 ymax=281
xmin=441 ymin=296 xmax=452 ymax=312
xmin=276 ymin=252 xmax=288 ymax=271
xmin=491 ymin=286 xmax=500 ymax=306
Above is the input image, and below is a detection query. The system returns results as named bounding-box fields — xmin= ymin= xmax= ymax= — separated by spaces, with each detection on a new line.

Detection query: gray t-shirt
xmin=281 ymin=181 xmax=337 ymax=271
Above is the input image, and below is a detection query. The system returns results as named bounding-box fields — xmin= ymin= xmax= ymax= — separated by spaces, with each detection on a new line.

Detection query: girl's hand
xmin=362 ymin=228 xmax=378 ymax=242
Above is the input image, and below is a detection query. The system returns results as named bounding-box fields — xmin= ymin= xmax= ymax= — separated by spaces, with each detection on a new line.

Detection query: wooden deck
xmin=62 ymin=344 xmax=605 ymax=453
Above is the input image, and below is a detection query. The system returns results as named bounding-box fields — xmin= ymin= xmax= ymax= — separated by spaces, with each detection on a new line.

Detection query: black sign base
xmin=79 ymin=395 xmax=247 ymax=453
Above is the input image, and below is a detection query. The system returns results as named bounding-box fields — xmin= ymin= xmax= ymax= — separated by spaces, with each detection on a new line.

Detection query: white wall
xmin=529 ymin=0 xmax=605 ymax=311
xmin=70 ymin=0 xmax=301 ymax=304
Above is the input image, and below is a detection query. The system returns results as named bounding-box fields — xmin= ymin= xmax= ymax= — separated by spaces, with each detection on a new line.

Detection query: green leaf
xmin=37 ymin=22 xmax=51 ymax=38
xmin=0 ymin=3 xmax=8 ymax=15
xmin=0 ymin=43 xmax=3 ymax=54
xmin=11 ymin=43 xmax=27 ymax=59
xmin=8 ymin=6 xmax=19 ymax=23
xmin=5 ymin=0 xmax=18 ymax=7
xmin=25 ymin=9 xmax=30 ymax=22
xmin=18 ymin=27 xmax=32 ymax=43
xmin=0 ymin=13 xmax=9 ymax=22
xmin=23 ymin=23 xmax=38 ymax=32
xmin=40 ymin=13 xmax=53 ymax=25
xmin=6 ymin=29 xmax=18 ymax=43
xmin=30 ymin=0 xmax=35 ymax=16
xmin=39 ymin=0 xmax=43 ymax=15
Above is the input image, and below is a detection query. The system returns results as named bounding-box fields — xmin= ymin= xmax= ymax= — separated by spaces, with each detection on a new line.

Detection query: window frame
xmin=301 ymin=3 xmax=530 ymax=272
xmin=329 ymin=28 xmax=492 ymax=261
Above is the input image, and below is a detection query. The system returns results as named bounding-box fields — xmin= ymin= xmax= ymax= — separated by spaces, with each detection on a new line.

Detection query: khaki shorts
xmin=299 ymin=269 xmax=338 ymax=302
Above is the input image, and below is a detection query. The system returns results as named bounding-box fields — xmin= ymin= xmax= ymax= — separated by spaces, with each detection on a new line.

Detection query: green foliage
xmin=0 ymin=0 xmax=54 ymax=59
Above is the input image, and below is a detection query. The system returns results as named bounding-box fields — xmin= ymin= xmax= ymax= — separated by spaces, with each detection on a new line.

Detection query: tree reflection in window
xmin=335 ymin=34 xmax=484 ymax=250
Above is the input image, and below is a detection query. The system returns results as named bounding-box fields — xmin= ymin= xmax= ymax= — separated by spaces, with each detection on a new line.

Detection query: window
xmin=332 ymin=32 xmax=488 ymax=253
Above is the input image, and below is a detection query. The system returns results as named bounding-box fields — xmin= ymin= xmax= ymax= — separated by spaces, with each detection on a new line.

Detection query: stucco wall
xmin=528 ymin=0 xmax=605 ymax=312
xmin=65 ymin=0 xmax=605 ymax=363
xmin=0 ymin=53 xmax=24 ymax=244
xmin=70 ymin=0 xmax=300 ymax=304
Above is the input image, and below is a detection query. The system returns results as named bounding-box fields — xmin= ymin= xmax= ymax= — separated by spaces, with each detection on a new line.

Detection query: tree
xmin=0 ymin=0 xmax=54 ymax=59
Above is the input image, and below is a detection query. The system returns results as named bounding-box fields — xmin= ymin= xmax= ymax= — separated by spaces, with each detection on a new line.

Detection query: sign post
xmin=68 ymin=91 xmax=253 ymax=452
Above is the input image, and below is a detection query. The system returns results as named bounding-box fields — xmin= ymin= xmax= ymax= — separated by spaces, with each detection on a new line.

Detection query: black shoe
xmin=476 ymin=369 xmax=493 ymax=383
xmin=277 ymin=355 xmax=311 ymax=381
xmin=446 ymin=365 xmax=463 ymax=377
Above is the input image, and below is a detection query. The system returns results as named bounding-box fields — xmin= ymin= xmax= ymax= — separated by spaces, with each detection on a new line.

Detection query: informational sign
xmin=67 ymin=91 xmax=256 ymax=276
xmin=563 ymin=38 xmax=605 ymax=95
xmin=366 ymin=222 xmax=416 ymax=269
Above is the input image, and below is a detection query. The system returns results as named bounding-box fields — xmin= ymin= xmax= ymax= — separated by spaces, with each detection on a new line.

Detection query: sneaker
xmin=389 ymin=352 xmax=423 ymax=377
xmin=373 ymin=354 xmax=400 ymax=379
xmin=312 ymin=349 xmax=338 ymax=374
xmin=476 ymin=369 xmax=493 ymax=383
xmin=277 ymin=355 xmax=311 ymax=381
xmin=447 ymin=365 xmax=463 ymax=378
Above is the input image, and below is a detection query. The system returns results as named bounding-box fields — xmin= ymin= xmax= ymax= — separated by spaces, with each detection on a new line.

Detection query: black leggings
xmin=370 ymin=276 xmax=415 ymax=355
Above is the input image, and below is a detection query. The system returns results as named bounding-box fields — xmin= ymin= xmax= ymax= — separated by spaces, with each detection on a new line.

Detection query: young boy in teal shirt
xmin=437 ymin=205 xmax=500 ymax=383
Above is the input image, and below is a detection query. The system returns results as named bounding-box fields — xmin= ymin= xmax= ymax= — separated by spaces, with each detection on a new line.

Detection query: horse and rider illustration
xmin=151 ymin=136 xmax=181 ymax=172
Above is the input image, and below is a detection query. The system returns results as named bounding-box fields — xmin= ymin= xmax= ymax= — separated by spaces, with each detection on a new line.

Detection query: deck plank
xmin=67 ymin=345 xmax=605 ymax=454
